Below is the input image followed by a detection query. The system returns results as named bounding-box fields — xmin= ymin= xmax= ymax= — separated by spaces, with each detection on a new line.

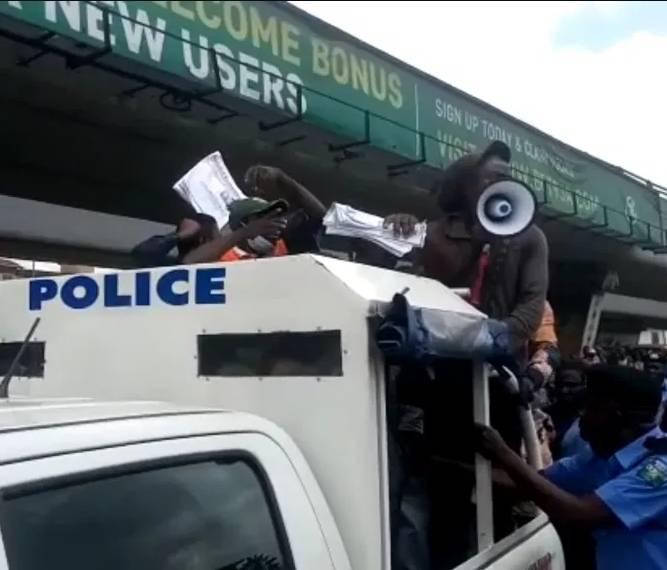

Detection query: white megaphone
xmin=476 ymin=179 xmax=537 ymax=237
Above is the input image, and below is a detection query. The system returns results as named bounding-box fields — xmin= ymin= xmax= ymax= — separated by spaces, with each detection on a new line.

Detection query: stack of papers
xmin=173 ymin=151 xmax=246 ymax=228
xmin=323 ymin=203 xmax=427 ymax=257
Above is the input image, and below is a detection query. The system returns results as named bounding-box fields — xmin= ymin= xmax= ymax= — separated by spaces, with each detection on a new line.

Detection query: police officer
xmin=476 ymin=365 xmax=667 ymax=570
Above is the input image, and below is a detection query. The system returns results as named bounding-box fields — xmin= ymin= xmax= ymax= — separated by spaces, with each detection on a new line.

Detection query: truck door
xmin=0 ymin=432 xmax=347 ymax=570
xmin=454 ymin=512 xmax=564 ymax=570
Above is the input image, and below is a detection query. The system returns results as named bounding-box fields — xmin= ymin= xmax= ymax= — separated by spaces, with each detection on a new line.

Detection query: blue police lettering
xmin=29 ymin=279 xmax=57 ymax=311
xmin=61 ymin=275 xmax=99 ymax=310
xmin=103 ymin=274 xmax=131 ymax=308
xmin=28 ymin=267 xmax=226 ymax=310
xmin=157 ymin=269 xmax=189 ymax=306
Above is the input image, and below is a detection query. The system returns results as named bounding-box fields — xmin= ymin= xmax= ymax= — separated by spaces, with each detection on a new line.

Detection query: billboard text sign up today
xmin=0 ymin=1 xmax=662 ymax=242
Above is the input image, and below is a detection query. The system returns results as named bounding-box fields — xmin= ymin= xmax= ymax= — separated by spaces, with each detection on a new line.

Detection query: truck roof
xmin=0 ymin=398 xmax=290 ymax=465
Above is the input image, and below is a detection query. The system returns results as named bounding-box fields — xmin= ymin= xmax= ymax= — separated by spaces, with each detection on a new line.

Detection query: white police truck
xmin=0 ymin=254 xmax=563 ymax=570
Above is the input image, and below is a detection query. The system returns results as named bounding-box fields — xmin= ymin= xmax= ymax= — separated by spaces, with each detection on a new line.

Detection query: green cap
xmin=228 ymin=198 xmax=288 ymax=230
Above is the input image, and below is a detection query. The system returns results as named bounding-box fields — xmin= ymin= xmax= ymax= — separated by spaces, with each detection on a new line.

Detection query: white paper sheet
xmin=173 ymin=151 xmax=246 ymax=227
xmin=323 ymin=202 xmax=427 ymax=257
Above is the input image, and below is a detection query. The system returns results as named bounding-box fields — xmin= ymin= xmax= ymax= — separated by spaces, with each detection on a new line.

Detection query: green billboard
xmin=0 ymin=0 xmax=662 ymax=244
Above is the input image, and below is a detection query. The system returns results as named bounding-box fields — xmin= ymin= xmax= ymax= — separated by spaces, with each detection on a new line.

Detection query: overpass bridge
xmin=0 ymin=1 xmax=666 ymax=350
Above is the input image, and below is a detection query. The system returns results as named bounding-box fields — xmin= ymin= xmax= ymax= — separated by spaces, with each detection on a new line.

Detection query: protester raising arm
xmin=245 ymin=165 xmax=326 ymax=255
xmin=245 ymin=165 xmax=326 ymax=220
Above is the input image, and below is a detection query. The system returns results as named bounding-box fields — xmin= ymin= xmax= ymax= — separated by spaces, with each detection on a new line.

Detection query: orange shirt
xmin=533 ymin=301 xmax=558 ymax=345
xmin=219 ymin=239 xmax=289 ymax=262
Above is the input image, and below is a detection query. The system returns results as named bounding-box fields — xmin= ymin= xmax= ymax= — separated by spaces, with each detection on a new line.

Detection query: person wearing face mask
xmin=175 ymin=197 xmax=287 ymax=264
xmin=244 ymin=164 xmax=326 ymax=253
xmin=220 ymin=198 xmax=291 ymax=261
xmin=182 ymin=165 xmax=326 ymax=264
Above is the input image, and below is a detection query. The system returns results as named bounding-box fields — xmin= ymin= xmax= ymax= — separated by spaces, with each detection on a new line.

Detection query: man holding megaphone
xmin=385 ymin=141 xmax=549 ymax=566
xmin=386 ymin=140 xmax=548 ymax=361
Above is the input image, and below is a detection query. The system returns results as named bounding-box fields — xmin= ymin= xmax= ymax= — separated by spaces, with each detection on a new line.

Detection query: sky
xmin=292 ymin=1 xmax=667 ymax=189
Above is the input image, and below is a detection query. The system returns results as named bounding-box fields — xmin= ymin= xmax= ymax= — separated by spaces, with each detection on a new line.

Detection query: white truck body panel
xmin=0 ymin=255 xmax=484 ymax=570
xmin=0 ymin=400 xmax=350 ymax=570
xmin=0 ymin=256 xmax=563 ymax=569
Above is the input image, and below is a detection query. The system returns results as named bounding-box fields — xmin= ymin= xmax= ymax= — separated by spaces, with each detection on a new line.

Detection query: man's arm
xmin=181 ymin=229 xmax=245 ymax=264
xmin=182 ymin=218 xmax=287 ymax=264
xmin=476 ymin=423 xmax=615 ymax=527
xmin=132 ymin=233 xmax=180 ymax=268
xmin=500 ymin=446 xmax=614 ymax=525
xmin=503 ymin=227 xmax=549 ymax=350
xmin=432 ymin=455 xmax=519 ymax=490
xmin=246 ymin=166 xmax=326 ymax=220
xmin=132 ymin=219 xmax=205 ymax=267
xmin=277 ymin=171 xmax=326 ymax=220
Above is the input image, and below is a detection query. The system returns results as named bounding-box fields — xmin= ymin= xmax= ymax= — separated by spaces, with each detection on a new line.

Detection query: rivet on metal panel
xmin=258 ymin=377 xmax=263 ymax=382
xmin=343 ymin=349 xmax=349 ymax=355
xmin=202 ymin=329 xmax=207 ymax=334
xmin=316 ymin=377 xmax=322 ymax=382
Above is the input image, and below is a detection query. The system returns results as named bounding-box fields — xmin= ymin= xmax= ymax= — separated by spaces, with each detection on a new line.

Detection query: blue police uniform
xmin=545 ymin=427 xmax=667 ymax=569
xmin=559 ymin=417 xmax=591 ymax=458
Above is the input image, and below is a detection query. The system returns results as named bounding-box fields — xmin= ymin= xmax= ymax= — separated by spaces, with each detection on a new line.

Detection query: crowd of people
xmin=131 ymin=141 xmax=666 ymax=570
xmin=582 ymin=342 xmax=667 ymax=373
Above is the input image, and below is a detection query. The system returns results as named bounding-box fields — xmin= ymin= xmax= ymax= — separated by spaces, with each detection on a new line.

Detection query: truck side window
xmin=198 ymin=330 xmax=343 ymax=377
xmin=0 ymin=342 xmax=44 ymax=378
xmin=0 ymin=457 xmax=292 ymax=570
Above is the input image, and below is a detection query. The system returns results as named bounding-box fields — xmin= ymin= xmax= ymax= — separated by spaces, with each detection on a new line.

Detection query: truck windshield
xmin=0 ymin=458 xmax=289 ymax=570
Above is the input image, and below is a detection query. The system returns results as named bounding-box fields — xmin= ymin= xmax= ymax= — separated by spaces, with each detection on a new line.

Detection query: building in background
xmin=0 ymin=259 xmax=95 ymax=281
xmin=0 ymin=1 xmax=666 ymax=349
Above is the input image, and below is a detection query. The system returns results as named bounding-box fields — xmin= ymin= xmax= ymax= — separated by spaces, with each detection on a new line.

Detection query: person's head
xmin=582 ymin=345 xmax=600 ymax=364
xmin=551 ymin=359 xmax=586 ymax=412
xmin=579 ymin=365 xmax=662 ymax=457
xmin=644 ymin=351 xmax=664 ymax=376
xmin=228 ymin=197 xmax=288 ymax=255
xmin=176 ymin=213 xmax=219 ymax=257
xmin=433 ymin=141 xmax=512 ymax=217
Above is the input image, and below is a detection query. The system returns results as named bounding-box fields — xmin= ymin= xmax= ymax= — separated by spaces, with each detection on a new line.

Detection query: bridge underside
xmin=0 ymin=27 xmax=666 ymax=336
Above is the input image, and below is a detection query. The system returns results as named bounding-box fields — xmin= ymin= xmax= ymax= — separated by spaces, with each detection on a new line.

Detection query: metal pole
xmin=0 ymin=317 xmax=41 ymax=398
xmin=581 ymin=293 xmax=604 ymax=351
xmin=473 ymin=360 xmax=494 ymax=551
